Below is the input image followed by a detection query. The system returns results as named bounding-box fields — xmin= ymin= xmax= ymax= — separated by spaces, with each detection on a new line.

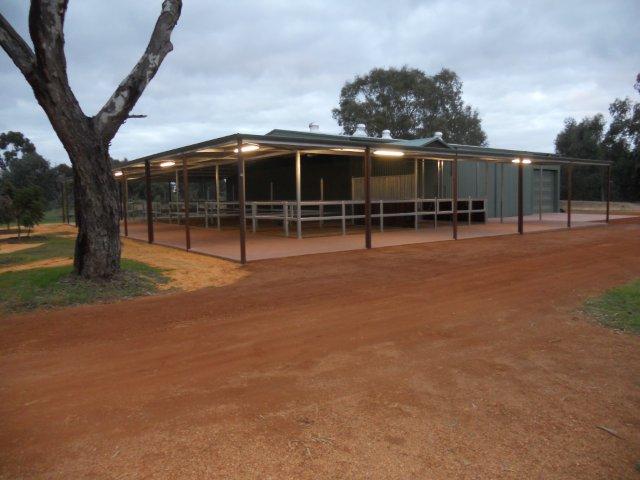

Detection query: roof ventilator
xmin=353 ymin=123 xmax=367 ymax=137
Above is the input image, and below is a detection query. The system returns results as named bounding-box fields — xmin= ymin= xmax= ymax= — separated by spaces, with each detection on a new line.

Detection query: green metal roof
xmin=115 ymin=129 xmax=611 ymax=174
xmin=393 ymin=136 xmax=450 ymax=148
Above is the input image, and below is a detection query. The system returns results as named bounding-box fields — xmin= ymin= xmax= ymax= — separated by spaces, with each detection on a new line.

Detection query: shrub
xmin=13 ymin=186 xmax=45 ymax=237
xmin=0 ymin=194 xmax=13 ymax=230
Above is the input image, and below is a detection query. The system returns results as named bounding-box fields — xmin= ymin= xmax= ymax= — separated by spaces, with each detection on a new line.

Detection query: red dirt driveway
xmin=1 ymin=222 xmax=639 ymax=479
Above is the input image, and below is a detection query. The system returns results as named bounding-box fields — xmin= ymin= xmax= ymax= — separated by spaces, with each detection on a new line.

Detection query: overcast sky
xmin=1 ymin=0 xmax=638 ymax=165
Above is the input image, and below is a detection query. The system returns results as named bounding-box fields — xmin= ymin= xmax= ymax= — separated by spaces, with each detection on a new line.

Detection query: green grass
xmin=585 ymin=279 xmax=640 ymax=334
xmin=0 ymin=234 xmax=74 ymax=267
xmin=42 ymin=208 xmax=75 ymax=224
xmin=42 ymin=208 xmax=63 ymax=224
xmin=0 ymin=231 xmax=169 ymax=314
xmin=0 ymin=259 xmax=168 ymax=314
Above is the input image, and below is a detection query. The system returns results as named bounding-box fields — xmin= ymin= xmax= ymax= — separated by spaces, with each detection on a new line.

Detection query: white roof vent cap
xmin=381 ymin=129 xmax=392 ymax=139
xmin=309 ymin=122 xmax=320 ymax=133
xmin=353 ymin=123 xmax=367 ymax=137
xmin=434 ymin=131 xmax=443 ymax=139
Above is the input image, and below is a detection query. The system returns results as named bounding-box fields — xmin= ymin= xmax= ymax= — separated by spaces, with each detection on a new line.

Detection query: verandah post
xmin=295 ymin=150 xmax=302 ymax=239
xmin=364 ymin=146 xmax=372 ymax=249
xmin=606 ymin=164 xmax=611 ymax=223
xmin=237 ymin=137 xmax=247 ymax=264
xmin=122 ymin=171 xmax=129 ymax=237
xmin=567 ymin=164 xmax=573 ymax=228
xmin=517 ymin=159 xmax=524 ymax=235
xmin=215 ymin=164 xmax=221 ymax=230
xmin=414 ymin=158 xmax=419 ymax=230
xmin=175 ymin=169 xmax=180 ymax=222
xmin=182 ymin=157 xmax=191 ymax=250
xmin=500 ymin=163 xmax=504 ymax=223
xmin=538 ymin=165 xmax=543 ymax=221
xmin=144 ymin=159 xmax=154 ymax=243
xmin=319 ymin=177 xmax=324 ymax=228
xmin=452 ymin=152 xmax=458 ymax=240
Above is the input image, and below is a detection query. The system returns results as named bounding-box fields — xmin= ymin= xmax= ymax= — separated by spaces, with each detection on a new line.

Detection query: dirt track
xmin=1 ymin=222 xmax=639 ymax=479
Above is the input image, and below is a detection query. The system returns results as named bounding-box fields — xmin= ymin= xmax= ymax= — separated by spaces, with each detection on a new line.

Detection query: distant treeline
xmin=555 ymin=75 xmax=639 ymax=202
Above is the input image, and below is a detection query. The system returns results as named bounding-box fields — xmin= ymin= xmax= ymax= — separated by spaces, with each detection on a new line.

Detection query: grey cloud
xmin=1 ymin=0 xmax=638 ymax=164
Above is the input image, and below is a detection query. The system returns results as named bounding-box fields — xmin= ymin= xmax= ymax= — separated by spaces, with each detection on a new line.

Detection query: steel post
xmin=182 ymin=158 xmax=191 ymax=250
xmin=364 ymin=146 xmax=372 ymax=249
xmin=295 ymin=151 xmax=302 ymax=239
xmin=123 ymin=172 xmax=128 ymax=236
xmin=606 ymin=164 xmax=611 ymax=223
xmin=567 ymin=164 xmax=573 ymax=228
xmin=452 ymin=153 xmax=458 ymax=240
xmin=215 ymin=165 xmax=221 ymax=230
xmin=144 ymin=159 xmax=154 ymax=243
xmin=517 ymin=161 xmax=524 ymax=234
xmin=538 ymin=166 xmax=543 ymax=221
xmin=500 ymin=163 xmax=504 ymax=223
xmin=237 ymin=138 xmax=247 ymax=264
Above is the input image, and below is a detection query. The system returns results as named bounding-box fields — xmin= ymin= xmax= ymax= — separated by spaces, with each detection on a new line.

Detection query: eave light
xmin=373 ymin=149 xmax=404 ymax=157
xmin=114 ymin=170 xmax=123 ymax=177
xmin=512 ymin=158 xmax=532 ymax=164
xmin=512 ymin=158 xmax=521 ymax=164
xmin=522 ymin=158 xmax=532 ymax=164
xmin=160 ymin=160 xmax=176 ymax=168
xmin=233 ymin=144 xmax=260 ymax=154
xmin=331 ymin=147 xmax=365 ymax=153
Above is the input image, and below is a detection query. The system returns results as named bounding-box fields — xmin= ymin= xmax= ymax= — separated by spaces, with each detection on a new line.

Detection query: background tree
xmin=332 ymin=67 xmax=487 ymax=145
xmin=0 ymin=168 xmax=16 ymax=229
xmin=1 ymin=130 xmax=72 ymax=210
xmin=0 ymin=0 xmax=182 ymax=278
xmin=0 ymin=187 xmax=14 ymax=230
xmin=555 ymin=75 xmax=639 ymax=202
xmin=603 ymin=96 xmax=639 ymax=202
xmin=13 ymin=186 xmax=44 ymax=237
xmin=0 ymin=131 xmax=36 ymax=171
xmin=554 ymin=115 xmax=607 ymax=200
xmin=4 ymin=151 xmax=56 ymax=202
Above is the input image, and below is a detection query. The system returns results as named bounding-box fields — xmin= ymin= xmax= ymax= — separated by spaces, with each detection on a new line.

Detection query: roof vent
xmin=381 ymin=129 xmax=392 ymax=139
xmin=434 ymin=131 xmax=443 ymax=139
xmin=353 ymin=123 xmax=367 ymax=137
xmin=309 ymin=122 xmax=320 ymax=133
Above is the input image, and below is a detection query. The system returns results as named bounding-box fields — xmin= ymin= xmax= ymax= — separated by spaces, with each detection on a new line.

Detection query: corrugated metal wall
xmin=243 ymin=154 xmax=560 ymax=218
xmin=352 ymin=174 xmax=415 ymax=200
xmin=426 ymin=161 xmax=561 ymax=218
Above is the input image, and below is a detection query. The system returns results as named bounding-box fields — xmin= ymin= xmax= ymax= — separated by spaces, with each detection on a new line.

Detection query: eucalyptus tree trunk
xmin=69 ymin=134 xmax=121 ymax=277
xmin=0 ymin=0 xmax=182 ymax=278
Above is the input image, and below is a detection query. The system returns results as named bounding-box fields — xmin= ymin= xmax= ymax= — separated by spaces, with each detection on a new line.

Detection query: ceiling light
xmin=512 ymin=158 xmax=521 ymax=164
xmin=373 ymin=149 xmax=404 ymax=157
xmin=114 ymin=170 xmax=123 ymax=177
xmin=233 ymin=144 xmax=260 ymax=153
xmin=160 ymin=160 xmax=176 ymax=168
xmin=522 ymin=158 xmax=532 ymax=164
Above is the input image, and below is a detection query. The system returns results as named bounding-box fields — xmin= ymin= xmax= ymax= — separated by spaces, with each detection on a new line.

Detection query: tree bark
xmin=0 ymin=0 xmax=182 ymax=278
xmin=70 ymin=134 xmax=121 ymax=278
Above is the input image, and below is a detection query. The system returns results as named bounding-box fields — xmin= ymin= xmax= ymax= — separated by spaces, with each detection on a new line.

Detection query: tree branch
xmin=0 ymin=12 xmax=36 ymax=79
xmin=94 ymin=0 xmax=182 ymax=142
xmin=29 ymin=0 xmax=69 ymax=77
xmin=24 ymin=0 xmax=89 ymax=147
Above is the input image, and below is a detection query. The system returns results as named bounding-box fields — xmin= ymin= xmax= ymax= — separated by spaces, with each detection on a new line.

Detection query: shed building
xmin=112 ymin=125 xmax=611 ymax=263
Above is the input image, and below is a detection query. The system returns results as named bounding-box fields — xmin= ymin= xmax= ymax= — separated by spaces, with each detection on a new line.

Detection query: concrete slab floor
xmin=121 ymin=212 xmax=627 ymax=262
